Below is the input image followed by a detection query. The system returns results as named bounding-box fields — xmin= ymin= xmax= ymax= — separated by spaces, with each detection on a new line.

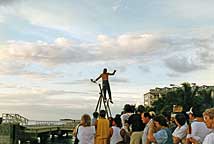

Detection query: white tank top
xmin=110 ymin=126 xmax=123 ymax=144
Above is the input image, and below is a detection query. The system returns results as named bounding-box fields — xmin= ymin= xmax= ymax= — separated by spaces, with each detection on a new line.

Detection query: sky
xmin=0 ymin=0 xmax=214 ymax=120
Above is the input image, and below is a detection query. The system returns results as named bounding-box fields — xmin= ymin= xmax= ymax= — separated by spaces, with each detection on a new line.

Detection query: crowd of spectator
xmin=73 ymin=104 xmax=214 ymax=144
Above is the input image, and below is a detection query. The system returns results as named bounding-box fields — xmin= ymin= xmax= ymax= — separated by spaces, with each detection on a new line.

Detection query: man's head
xmin=103 ymin=68 xmax=107 ymax=73
xmin=123 ymin=104 xmax=132 ymax=113
xmin=93 ymin=111 xmax=99 ymax=119
xmin=187 ymin=107 xmax=204 ymax=120
xmin=153 ymin=115 xmax=168 ymax=130
xmin=141 ymin=112 xmax=152 ymax=124
xmin=175 ymin=113 xmax=186 ymax=126
xmin=99 ymin=110 xmax=106 ymax=118
xmin=136 ymin=105 xmax=145 ymax=114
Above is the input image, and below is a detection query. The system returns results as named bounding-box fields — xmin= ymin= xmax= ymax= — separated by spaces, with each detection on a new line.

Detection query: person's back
xmin=155 ymin=127 xmax=173 ymax=144
xmin=128 ymin=113 xmax=145 ymax=132
xmin=96 ymin=110 xmax=110 ymax=144
xmin=128 ymin=105 xmax=145 ymax=144
xmin=96 ymin=118 xmax=109 ymax=138
xmin=188 ymin=121 xmax=210 ymax=143
xmin=110 ymin=126 xmax=123 ymax=144
xmin=187 ymin=107 xmax=210 ymax=143
xmin=77 ymin=114 xmax=96 ymax=144
xmin=93 ymin=68 xmax=116 ymax=103
xmin=78 ymin=125 xmax=95 ymax=144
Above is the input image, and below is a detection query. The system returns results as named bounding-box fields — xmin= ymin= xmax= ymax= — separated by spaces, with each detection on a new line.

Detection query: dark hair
xmin=100 ymin=110 xmax=106 ymax=118
xmin=153 ymin=115 xmax=168 ymax=127
xmin=137 ymin=105 xmax=145 ymax=114
xmin=103 ymin=68 xmax=107 ymax=73
xmin=175 ymin=113 xmax=186 ymax=126
xmin=93 ymin=111 xmax=99 ymax=118
xmin=123 ymin=104 xmax=132 ymax=113
xmin=114 ymin=114 xmax=122 ymax=128
xmin=192 ymin=107 xmax=203 ymax=117
xmin=143 ymin=112 xmax=153 ymax=119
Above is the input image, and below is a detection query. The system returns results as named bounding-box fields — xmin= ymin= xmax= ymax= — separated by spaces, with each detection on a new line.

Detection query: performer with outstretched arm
xmin=92 ymin=68 xmax=116 ymax=104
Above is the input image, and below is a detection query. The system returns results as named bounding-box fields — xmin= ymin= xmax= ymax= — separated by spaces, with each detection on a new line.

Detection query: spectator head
xmin=99 ymin=110 xmax=106 ymax=118
xmin=114 ymin=114 xmax=122 ymax=128
xmin=175 ymin=113 xmax=186 ymax=126
xmin=137 ymin=105 xmax=145 ymax=114
xmin=203 ymin=108 xmax=214 ymax=129
xmin=141 ymin=112 xmax=152 ymax=124
xmin=123 ymin=104 xmax=132 ymax=113
xmin=187 ymin=107 xmax=204 ymax=120
xmin=81 ymin=114 xmax=91 ymax=126
xmin=153 ymin=115 xmax=168 ymax=128
xmin=93 ymin=111 xmax=99 ymax=119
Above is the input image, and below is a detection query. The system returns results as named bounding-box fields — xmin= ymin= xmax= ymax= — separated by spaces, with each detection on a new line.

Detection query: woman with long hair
xmin=77 ymin=114 xmax=96 ymax=144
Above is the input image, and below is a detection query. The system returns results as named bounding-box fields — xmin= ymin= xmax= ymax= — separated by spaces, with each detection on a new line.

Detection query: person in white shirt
xmin=109 ymin=114 xmax=123 ymax=144
xmin=77 ymin=114 xmax=96 ymax=144
xmin=188 ymin=107 xmax=214 ymax=144
xmin=186 ymin=107 xmax=210 ymax=144
xmin=141 ymin=112 xmax=153 ymax=144
xmin=120 ymin=104 xmax=133 ymax=129
xmin=172 ymin=113 xmax=188 ymax=144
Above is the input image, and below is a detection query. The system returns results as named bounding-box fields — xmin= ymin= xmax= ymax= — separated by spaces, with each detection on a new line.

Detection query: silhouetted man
xmin=92 ymin=68 xmax=116 ymax=103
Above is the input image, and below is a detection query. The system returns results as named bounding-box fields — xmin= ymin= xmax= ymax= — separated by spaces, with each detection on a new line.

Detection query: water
xmin=22 ymin=136 xmax=73 ymax=144
xmin=46 ymin=136 xmax=73 ymax=144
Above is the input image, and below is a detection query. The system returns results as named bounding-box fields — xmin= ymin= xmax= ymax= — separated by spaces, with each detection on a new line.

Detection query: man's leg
xmin=107 ymin=84 xmax=113 ymax=103
xmin=102 ymin=86 xmax=107 ymax=101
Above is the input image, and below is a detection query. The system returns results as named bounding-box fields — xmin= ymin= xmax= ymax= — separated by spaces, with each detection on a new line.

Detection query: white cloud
xmin=1 ymin=31 xmax=214 ymax=75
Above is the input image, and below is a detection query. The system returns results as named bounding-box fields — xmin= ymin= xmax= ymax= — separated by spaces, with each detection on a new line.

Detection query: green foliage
xmin=151 ymin=82 xmax=213 ymax=113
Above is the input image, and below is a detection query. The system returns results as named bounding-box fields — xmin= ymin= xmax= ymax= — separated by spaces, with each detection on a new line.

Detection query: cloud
xmin=194 ymin=36 xmax=214 ymax=64
xmin=1 ymin=31 xmax=214 ymax=76
xmin=0 ymin=39 xmax=96 ymax=66
xmin=0 ymin=0 xmax=19 ymax=6
xmin=0 ymin=34 xmax=160 ymax=68
xmin=165 ymin=56 xmax=205 ymax=73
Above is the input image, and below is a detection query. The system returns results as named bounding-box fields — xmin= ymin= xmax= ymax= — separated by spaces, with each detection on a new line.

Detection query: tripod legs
xmin=95 ymin=94 xmax=112 ymax=118
xmin=94 ymin=83 xmax=112 ymax=118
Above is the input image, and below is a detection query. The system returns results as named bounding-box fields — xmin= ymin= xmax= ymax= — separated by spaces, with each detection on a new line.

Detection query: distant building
xmin=144 ymin=87 xmax=166 ymax=107
xmin=144 ymin=85 xmax=214 ymax=107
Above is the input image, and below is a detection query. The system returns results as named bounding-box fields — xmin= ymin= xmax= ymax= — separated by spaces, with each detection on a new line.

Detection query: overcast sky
xmin=0 ymin=0 xmax=214 ymax=120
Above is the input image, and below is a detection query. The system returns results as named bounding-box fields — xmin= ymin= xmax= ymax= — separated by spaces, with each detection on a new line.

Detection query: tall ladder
xmin=94 ymin=84 xmax=112 ymax=118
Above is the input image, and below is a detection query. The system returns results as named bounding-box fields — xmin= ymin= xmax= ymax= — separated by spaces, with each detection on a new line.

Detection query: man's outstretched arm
xmin=95 ymin=75 xmax=102 ymax=81
xmin=109 ymin=70 xmax=116 ymax=75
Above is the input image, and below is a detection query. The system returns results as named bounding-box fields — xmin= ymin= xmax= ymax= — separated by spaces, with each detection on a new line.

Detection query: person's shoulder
xmin=203 ymin=133 xmax=214 ymax=143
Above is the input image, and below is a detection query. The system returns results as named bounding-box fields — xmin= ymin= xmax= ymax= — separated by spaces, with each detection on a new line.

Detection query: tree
xmin=151 ymin=82 xmax=202 ymax=113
